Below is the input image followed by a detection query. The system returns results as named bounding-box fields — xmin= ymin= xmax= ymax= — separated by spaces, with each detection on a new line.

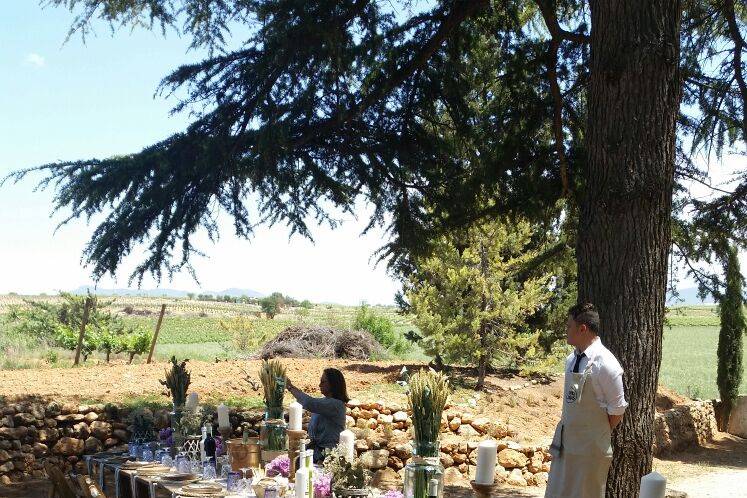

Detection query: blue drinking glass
xmin=226 ymin=471 xmax=242 ymax=492
xmin=128 ymin=443 xmax=140 ymax=459
xmin=176 ymin=454 xmax=190 ymax=474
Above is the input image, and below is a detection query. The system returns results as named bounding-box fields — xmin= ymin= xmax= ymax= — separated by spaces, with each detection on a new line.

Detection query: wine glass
xmin=203 ymin=458 xmax=217 ymax=480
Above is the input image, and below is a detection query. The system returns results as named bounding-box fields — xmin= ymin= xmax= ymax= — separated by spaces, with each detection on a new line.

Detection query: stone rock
xmin=32 ymin=443 xmax=48 ymax=457
xmin=347 ymin=399 xmax=362 ymax=408
xmin=393 ymin=411 xmax=408 ymax=423
xmin=453 ymin=453 xmax=467 ymax=465
xmin=0 ymin=450 xmax=9 ymax=462
xmin=457 ymin=424 xmax=480 ymax=438
xmin=378 ymin=414 xmax=394 ymax=425
xmin=0 ymin=462 xmax=13 ymax=474
xmin=345 ymin=416 xmax=355 ymax=428
xmin=84 ymin=437 xmax=103 ymax=454
xmin=439 ymin=452 xmax=454 ymax=468
xmin=727 ymin=395 xmax=747 ymax=438
xmin=529 ymin=471 xmax=549 ymax=486
xmin=449 ymin=417 xmax=462 ymax=432
xmin=665 ymin=490 xmax=688 ymax=498
xmin=29 ymin=405 xmax=45 ymax=420
xmin=13 ymin=413 xmax=36 ymax=426
xmin=355 ymin=440 xmax=369 ymax=452
xmin=461 ymin=413 xmax=474 ymax=425
xmin=371 ymin=467 xmax=402 ymax=490
xmin=112 ymin=429 xmax=129 ymax=441
xmin=366 ymin=418 xmax=378 ymax=430
xmin=0 ymin=427 xmax=28 ymax=440
xmin=506 ymin=468 xmax=527 ymax=486
xmin=359 ymin=450 xmax=389 ymax=470
xmin=73 ymin=422 xmax=91 ymax=440
xmin=528 ymin=453 xmax=544 ymax=473
xmin=0 ymin=475 xmax=11 ymax=485
xmin=498 ymin=449 xmax=528 ymax=469
xmin=45 ymin=419 xmax=57 ymax=428
xmin=84 ymin=412 xmax=99 ymax=423
xmin=45 ymin=402 xmax=61 ymax=417
xmin=89 ymin=421 xmax=111 ymax=440
xmin=387 ymin=456 xmax=404 ymax=470
xmin=393 ymin=442 xmax=412 ymax=460
xmin=52 ymin=437 xmax=84 ymax=457
xmin=470 ymin=417 xmax=491 ymax=434
xmin=443 ymin=466 xmax=469 ymax=487
xmin=55 ymin=414 xmax=84 ymax=424
xmin=0 ymin=416 xmax=13 ymax=428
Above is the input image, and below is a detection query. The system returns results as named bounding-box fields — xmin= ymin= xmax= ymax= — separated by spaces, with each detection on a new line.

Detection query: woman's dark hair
xmin=323 ymin=368 xmax=350 ymax=403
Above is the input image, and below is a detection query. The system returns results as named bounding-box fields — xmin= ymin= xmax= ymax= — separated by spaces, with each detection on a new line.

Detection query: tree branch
xmin=534 ymin=0 xmax=591 ymax=44
xmin=291 ymin=0 xmax=490 ymax=148
xmin=722 ymin=0 xmax=747 ymax=139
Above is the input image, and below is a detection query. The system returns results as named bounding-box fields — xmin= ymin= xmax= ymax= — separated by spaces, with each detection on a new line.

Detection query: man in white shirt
xmin=545 ymin=303 xmax=628 ymax=498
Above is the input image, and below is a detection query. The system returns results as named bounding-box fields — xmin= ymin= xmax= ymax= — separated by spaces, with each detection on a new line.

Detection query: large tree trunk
xmin=581 ymin=1 xmax=681 ymax=496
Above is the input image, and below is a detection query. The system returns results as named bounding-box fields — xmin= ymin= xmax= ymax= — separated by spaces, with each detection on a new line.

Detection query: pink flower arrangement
xmin=266 ymin=455 xmax=291 ymax=477
xmin=381 ymin=491 xmax=404 ymax=498
xmin=312 ymin=471 xmax=332 ymax=498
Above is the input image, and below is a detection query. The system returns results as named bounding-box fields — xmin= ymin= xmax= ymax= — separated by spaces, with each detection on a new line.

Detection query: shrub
xmin=353 ymin=304 xmax=409 ymax=354
xmin=259 ymin=293 xmax=286 ymax=319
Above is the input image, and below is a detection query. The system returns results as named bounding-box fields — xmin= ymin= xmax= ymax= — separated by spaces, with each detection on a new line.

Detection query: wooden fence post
xmin=73 ymin=298 xmax=92 ymax=366
xmin=147 ymin=304 xmax=167 ymax=364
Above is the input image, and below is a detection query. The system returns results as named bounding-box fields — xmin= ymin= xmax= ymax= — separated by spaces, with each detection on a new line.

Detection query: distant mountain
xmin=667 ymin=286 xmax=715 ymax=306
xmin=72 ymin=286 xmax=264 ymax=298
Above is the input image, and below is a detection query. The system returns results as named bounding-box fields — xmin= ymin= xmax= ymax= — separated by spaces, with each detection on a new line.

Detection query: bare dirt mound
xmin=256 ymin=325 xmax=383 ymax=360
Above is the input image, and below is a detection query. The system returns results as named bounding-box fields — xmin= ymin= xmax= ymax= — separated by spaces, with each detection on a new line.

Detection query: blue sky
xmin=0 ymin=2 xmax=399 ymax=304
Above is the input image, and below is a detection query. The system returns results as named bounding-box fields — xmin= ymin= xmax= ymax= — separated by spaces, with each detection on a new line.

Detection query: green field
xmin=0 ymin=296 xmax=743 ymax=399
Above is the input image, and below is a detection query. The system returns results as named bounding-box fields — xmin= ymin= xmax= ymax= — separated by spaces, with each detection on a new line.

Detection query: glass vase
xmin=403 ymin=442 xmax=444 ymax=498
xmin=170 ymin=407 xmax=186 ymax=458
xmin=261 ymin=407 xmax=287 ymax=452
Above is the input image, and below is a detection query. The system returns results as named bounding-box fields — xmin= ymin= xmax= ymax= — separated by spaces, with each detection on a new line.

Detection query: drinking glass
xmin=203 ymin=458 xmax=217 ymax=480
xmin=226 ymin=471 xmax=242 ymax=492
xmin=141 ymin=447 xmax=154 ymax=462
xmin=176 ymin=453 xmax=190 ymax=474
xmin=128 ymin=443 xmax=140 ymax=459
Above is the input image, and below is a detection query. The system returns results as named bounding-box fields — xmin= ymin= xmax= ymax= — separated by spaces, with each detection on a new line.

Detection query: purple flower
xmin=159 ymin=428 xmax=174 ymax=447
xmin=312 ymin=472 xmax=332 ymax=498
xmin=266 ymin=455 xmax=291 ymax=478
xmin=381 ymin=491 xmax=404 ymax=498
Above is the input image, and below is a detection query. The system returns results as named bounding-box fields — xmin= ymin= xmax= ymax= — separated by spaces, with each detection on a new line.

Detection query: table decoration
xmin=403 ymin=370 xmax=448 ymax=498
xmin=260 ymin=360 xmax=288 ymax=461
xmin=474 ymin=440 xmax=497 ymax=485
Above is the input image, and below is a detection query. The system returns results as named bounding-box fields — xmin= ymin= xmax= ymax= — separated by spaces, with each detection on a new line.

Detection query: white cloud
xmin=24 ymin=53 xmax=45 ymax=67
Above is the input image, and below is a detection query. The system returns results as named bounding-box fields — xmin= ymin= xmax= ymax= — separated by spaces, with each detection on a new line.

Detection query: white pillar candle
xmin=185 ymin=392 xmax=199 ymax=412
xmin=217 ymin=403 xmax=230 ymax=429
xmin=639 ymin=471 xmax=666 ymax=498
xmin=474 ymin=440 xmax=497 ymax=484
xmin=338 ymin=429 xmax=355 ymax=462
xmin=289 ymin=401 xmax=303 ymax=431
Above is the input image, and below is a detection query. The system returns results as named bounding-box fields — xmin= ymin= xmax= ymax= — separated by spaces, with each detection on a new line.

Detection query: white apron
xmin=545 ymin=363 xmax=613 ymax=498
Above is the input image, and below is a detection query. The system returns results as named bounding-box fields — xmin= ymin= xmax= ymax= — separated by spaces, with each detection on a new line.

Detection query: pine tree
xmin=716 ymin=244 xmax=745 ymax=431
xmin=405 ymin=216 xmax=572 ymax=389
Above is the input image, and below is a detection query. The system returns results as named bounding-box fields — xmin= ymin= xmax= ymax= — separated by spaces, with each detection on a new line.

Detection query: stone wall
xmin=0 ymin=401 xmax=130 ymax=485
xmin=653 ymin=400 xmax=717 ymax=455
xmin=342 ymin=399 xmax=551 ymax=488
xmin=0 ymin=396 xmax=717 ymax=486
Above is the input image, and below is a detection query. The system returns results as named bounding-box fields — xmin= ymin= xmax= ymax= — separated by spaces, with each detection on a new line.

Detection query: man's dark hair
xmin=569 ymin=302 xmax=600 ymax=335
xmin=323 ymin=368 xmax=350 ymax=403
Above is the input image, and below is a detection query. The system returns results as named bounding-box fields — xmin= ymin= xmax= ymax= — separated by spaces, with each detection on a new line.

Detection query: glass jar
xmin=260 ymin=407 xmax=287 ymax=452
xmin=403 ymin=442 xmax=444 ymax=498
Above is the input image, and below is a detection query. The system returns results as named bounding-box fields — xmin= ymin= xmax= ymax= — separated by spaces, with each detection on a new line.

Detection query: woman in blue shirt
xmin=286 ymin=368 xmax=349 ymax=464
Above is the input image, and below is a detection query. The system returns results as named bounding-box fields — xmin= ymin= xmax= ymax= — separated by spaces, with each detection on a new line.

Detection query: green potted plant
xmin=323 ymin=448 xmax=370 ymax=498
xmin=403 ymin=370 xmax=449 ymax=498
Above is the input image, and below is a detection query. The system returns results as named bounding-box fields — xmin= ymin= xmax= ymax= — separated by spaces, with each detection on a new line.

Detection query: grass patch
xmin=660 ymin=325 xmax=747 ymax=399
